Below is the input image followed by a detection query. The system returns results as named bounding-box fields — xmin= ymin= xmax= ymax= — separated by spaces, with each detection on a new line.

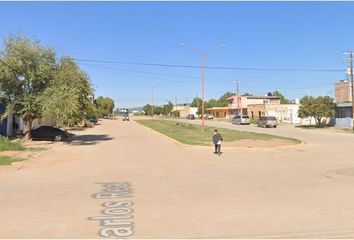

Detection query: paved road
xmin=1 ymin=118 xmax=354 ymax=238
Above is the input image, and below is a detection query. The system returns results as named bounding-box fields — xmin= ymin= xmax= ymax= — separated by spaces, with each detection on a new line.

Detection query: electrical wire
xmin=73 ymin=58 xmax=345 ymax=72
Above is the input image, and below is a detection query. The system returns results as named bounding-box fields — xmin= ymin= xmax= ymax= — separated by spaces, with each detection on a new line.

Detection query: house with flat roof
xmin=334 ymin=102 xmax=353 ymax=128
xmin=207 ymin=95 xmax=281 ymax=119
xmin=173 ymin=104 xmax=197 ymax=118
xmin=207 ymin=95 xmax=302 ymax=124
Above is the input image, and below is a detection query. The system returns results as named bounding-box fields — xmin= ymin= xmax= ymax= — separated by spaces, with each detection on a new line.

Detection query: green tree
xmin=218 ymin=92 xmax=235 ymax=107
xmin=171 ymin=110 xmax=180 ymax=117
xmin=273 ymin=90 xmax=290 ymax=104
xmin=298 ymin=96 xmax=335 ymax=127
xmin=191 ymin=97 xmax=202 ymax=115
xmin=41 ymin=57 xmax=93 ymax=127
xmin=95 ymin=97 xmax=115 ymax=117
xmin=154 ymin=106 xmax=163 ymax=115
xmin=207 ymin=98 xmax=218 ymax=108
xmin=162 ymin=101 xmax=174 ymax=116
xmin=0 ymin=35 xmax=56 ymax=138
xmin=143 ymin=104 xmax=153 ymax=116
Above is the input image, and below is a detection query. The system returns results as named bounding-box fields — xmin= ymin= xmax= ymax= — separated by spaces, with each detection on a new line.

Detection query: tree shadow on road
xmin=66 ymin=134 xmax=113 ymax=146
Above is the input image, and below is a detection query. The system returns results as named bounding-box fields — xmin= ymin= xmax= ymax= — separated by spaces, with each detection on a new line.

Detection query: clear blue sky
xmin=0 ymin=2 xmax=353 ymax=108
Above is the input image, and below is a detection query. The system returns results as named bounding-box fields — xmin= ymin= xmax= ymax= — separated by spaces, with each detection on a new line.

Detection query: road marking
xmin=89 ymin=182 xmax=135 ymax=238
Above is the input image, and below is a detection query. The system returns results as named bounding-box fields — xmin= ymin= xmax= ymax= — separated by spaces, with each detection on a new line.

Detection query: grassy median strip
xmin=136 ymin=120 xmax=301 ymax=146
xmin=0 ymin=156 xmax=24 ymax=165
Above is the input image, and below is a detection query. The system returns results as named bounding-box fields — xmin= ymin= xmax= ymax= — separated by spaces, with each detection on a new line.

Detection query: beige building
xmin=335 ymin=80 xmax=352 ymax=103
xmin=248 ymin=103 xmax=301 ymax=124
xmin=173 ymin=105 xmax=197 ymax=118
xmin=206 ymin=107 xmax=229 ymax=118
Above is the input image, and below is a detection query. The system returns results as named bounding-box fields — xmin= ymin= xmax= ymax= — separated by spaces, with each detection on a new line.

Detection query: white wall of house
xmin=334 ymin=117 xmax=353 ymax=128
xmin=189 ymin=107 xmax=198 ymax=115
xmin=264 ymin=104 xmax=302 ymax=124
xmin=300 ymin=117 xmax=323 ymax=125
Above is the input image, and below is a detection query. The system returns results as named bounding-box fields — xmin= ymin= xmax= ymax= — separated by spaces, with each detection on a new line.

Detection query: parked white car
xmin=232 ymin=115 xmax=250 ymax=125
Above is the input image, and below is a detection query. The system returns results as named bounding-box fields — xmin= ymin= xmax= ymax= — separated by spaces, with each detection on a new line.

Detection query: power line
xmin=80 ymin=62 xmax=199 ymax=81
xmin=79 ymin=62 xmax=340 ymax=87
xmin=72 ymin=58 xmax=344 ymax=72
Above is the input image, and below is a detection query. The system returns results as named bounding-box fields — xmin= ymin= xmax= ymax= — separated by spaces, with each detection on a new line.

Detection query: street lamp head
xmin=220 ymin=44 xmax=226 ymax=48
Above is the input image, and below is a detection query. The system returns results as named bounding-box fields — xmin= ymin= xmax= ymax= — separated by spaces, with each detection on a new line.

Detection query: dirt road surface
xmin=1 ymin=118 xmax=354 ymax=238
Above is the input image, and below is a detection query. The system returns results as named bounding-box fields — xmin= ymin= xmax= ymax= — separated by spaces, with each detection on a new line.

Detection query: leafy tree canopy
xmin=298 ymin=96 xmax=335 ymax=127
xmin=0 ymin=34 xmax=56 ymax=138
xmin=273 ymin=90 xmax=290 ymax=104
xmin=95 ymin=96 xmax=115 ymax=117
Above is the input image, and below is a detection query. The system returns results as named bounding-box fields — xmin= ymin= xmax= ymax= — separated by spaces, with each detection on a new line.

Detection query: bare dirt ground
xmin=0 ymin=117 xmax=354 ymax=238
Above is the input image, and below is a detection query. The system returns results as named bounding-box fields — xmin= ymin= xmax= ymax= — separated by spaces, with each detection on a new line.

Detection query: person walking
xmin=212 ymin=129 xmax=223 ymax=155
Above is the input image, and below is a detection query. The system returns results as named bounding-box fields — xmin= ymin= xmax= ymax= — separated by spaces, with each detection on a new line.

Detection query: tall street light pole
xmin=181 ymin=43 xmax=225 ymax=130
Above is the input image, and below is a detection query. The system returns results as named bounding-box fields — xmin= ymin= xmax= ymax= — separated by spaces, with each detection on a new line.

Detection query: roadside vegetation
xmin=0 ymin=136 xmax=48 ymax=165
xmin=0 ymin=156 xmax=24 ymax=165
xmin=0 ymin=136 xmax=25 ymax=151
xmin=0 ymin=34 xmax=115 ymax=140
xmin=136 ymin=120 xmax=301 ymax=146
xmin=298 ymin=96 xmax=335 ymax=128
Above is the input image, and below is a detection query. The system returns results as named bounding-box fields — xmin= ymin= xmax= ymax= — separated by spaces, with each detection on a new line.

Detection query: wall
xmin=335 ymin=80 xmax=352 ymax=103
xmin=334 ymin=117 xmax=353 ymax=128
xmin=265 ymin=104 xmax=301 ymax=124
xmin=247 ymin=105 xmax=266 ymax=119
xmin=247 ymin=104 xmax=301 ymax=124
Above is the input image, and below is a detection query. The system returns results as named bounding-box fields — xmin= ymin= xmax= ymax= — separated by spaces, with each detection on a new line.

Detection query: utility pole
xmin=151 ymin=87 xmax=154 ymax=118
xmin=196 ymin=92 xmax=199 ymax=116
xmin=343 ymin=50 xmax=354 ymax=130
xmin=181 ymin=43 xmax=225 ymax=130
xmin=350 ymin=51 xmax=354 ymax=130
xmin=236 ymin=80 xmax=240 ymax=116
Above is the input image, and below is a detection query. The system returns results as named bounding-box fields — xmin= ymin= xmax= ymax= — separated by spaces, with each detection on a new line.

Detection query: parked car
xmin=204 ymin=114 xmax=214 ymax=120
xmin=186 ymin=114 xmax=195 ymax=120
xmin=257 ymin=116 xmax=278 ymax=128
xmin=232 ymin=115 xmax=251 ymax=125
xmin=122 ymin=112 xmax=130 ymax=121
xmin=31 ymin=125 xmax=70 ymax=141
xmin=87 ymin=116 xmax=98 ymax=124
